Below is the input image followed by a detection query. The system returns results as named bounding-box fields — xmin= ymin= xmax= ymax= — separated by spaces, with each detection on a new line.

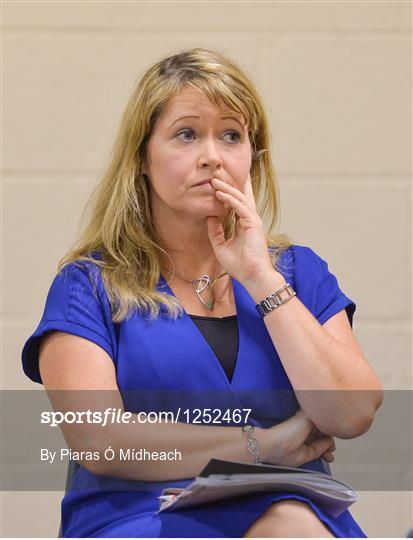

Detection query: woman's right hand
xmin=258 ymin=409 xmax=336 ymax=468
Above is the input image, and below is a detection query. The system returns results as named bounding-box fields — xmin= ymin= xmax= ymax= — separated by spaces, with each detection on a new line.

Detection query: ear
xmin=142 ymin=168 xmax=151 ymax=183
xmin=141 ymin=160 xmax=149 ymax=183
xmin=141 ymin=153 xmax=149 ymax=176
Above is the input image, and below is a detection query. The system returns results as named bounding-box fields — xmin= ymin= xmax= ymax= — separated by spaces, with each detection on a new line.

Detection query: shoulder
xmin=45 ymin=252 xmax=109 ymax=316
xmin=267 ymin=242 xmax=355 ymax=326
xmin=274 ymin=243 xmax=343 ymax=307
xmin=271 ymin=243 xmax=324 ymax=282
xmin=55 ymin=251 xmax=104 ymax=288
xmin=291 ymin=244 xmax=327 ymax=274
xmin=283 ymin=244 xmax=323 ymax=265
xmin=22 ymin=252 xmax=117 ymax=384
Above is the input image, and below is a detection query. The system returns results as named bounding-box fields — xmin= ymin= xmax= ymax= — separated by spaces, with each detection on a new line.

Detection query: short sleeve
xmin=288 ymin=245 xmax=356 ymax=328
xmin=22 ymin=261 xmax=117 ymax=384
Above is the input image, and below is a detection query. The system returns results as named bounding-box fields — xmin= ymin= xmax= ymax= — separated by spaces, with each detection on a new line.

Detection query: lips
xmin=194 ymin=178 xmax=214 ymax=186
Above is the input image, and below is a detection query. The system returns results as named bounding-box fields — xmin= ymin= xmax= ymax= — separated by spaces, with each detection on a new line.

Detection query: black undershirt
xmin=188 ymin=314 xmax=239 ymax=383
xmin=188 ymin=304 xmax=354 ymax=384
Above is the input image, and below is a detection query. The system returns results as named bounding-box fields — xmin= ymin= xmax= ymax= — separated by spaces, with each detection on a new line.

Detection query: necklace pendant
xmin=205 ymin=297 xmax=215 ymax=310
xmin=193 ymin=275 xmax=215 ymax=311
xmin=194 ymin=275 xmax=212 ymax=294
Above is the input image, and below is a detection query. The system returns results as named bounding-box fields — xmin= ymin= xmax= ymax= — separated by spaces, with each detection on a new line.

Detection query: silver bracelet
xmin=255 ymin=283 xmax=296 ymax=318
xmin=242 ymin=424 xmax=261 ymax=464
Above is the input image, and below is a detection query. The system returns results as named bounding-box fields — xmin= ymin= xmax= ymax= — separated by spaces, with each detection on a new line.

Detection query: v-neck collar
xmin=157 ymin=274 xmax=256 ymax=390
xmin=152 ymin=274 xmax=295 ymax=428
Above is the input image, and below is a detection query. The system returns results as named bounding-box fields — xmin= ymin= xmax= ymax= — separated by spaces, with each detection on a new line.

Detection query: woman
xmin=22 ymin=48 xmax=383 ymax=538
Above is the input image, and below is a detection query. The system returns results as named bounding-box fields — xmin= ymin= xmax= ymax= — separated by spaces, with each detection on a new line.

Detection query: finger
xmin=243 ymin=173 xmax=256 ymax=208
xmin=322 ymin=451 xmax=335 ymax=462
xmin=323 ymin=444 xmax=335 ymax=456
xmin=306 ymin=437 xmax=334 ymax=461
xmin=206 ymin=216 xmax=226 ymax=249
xmin=310 ymin=426 xmax=327 ymax=439
xmin=323 ymin=438 xmax=336 ymax=453
xmin=213 ymin=190 xmax=253 ymax=222
xmin=211 ymin=178 xmax=254 ymax=209
xmin=286 ymin=441 xmax=328 ymax=467
xmin=307 ymin=425 xmax=334 ymax=447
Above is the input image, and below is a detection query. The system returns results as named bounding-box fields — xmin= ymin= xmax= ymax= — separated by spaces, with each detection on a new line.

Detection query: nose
xmin=198 ymin=136 xmax=223 ymax=170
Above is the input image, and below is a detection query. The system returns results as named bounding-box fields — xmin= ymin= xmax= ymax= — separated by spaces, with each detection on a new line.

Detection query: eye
xmin=224 ymin=131 xmax=241 ymax=143
xmin=175 ymin=128 xmax=241 ymax=144
xmin=175 ymin=128 xmax=195 ymax=142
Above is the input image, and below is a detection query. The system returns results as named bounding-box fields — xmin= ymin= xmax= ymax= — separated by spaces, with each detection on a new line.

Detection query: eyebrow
xmin=169 ymin=115 xmax=246 ymax=129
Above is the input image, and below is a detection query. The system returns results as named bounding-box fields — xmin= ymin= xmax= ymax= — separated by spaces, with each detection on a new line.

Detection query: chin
xmin=188 ymin=197 xmax=225 ymax=212
xmin=203 ymin=203 xmax=229 ymax=218
xmin=189 ymin=209 xmax=229 ymax=224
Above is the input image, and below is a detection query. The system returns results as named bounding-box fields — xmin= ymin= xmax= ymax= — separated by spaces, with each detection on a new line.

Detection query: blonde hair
xmin=58 ymin=47 xmax=293 ymax=322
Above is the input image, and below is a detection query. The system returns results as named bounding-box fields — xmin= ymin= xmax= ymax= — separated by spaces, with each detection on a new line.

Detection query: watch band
xmin=255 ymin=283 xmax=296 ymax=318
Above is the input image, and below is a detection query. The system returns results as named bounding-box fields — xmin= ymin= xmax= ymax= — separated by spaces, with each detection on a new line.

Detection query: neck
xmin=152 ymin=207 xmax=233 ymax=307
xmin=154 ymin=207 xmax=229 ymax=280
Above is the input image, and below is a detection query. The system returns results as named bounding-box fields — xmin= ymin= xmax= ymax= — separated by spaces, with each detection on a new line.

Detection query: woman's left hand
xmin=206 ymin=173 xmax=275 ymax=285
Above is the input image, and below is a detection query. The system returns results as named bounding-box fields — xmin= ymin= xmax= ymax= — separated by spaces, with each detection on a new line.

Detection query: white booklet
xmin=157 ymin=459 xmax=359 ymax=518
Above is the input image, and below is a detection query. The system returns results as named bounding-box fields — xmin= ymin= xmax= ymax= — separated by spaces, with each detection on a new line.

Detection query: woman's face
xmin=142 ymin=85 xmax=252 ymax=223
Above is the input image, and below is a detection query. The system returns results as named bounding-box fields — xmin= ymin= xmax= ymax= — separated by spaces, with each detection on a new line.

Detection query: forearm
xmin=244 ymin=270 xmax=383 ymax=438
xmin=81 ymin=417 xmax=266 ymax=481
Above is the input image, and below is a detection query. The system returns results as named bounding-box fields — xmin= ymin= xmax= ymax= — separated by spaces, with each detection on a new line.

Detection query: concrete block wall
xmin=2 ymin=1 xmax=411 ymax=537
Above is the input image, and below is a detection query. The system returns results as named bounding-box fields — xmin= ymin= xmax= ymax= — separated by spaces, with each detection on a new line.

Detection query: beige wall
xmin=2 ymin=1 xmax=411 ymax=537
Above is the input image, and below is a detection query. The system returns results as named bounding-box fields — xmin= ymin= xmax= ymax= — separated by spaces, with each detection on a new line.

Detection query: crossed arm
xmin=38 ymin=268 xmax=383 ymax=480
xmin=244 ymin=269 xmax=384 ymax=439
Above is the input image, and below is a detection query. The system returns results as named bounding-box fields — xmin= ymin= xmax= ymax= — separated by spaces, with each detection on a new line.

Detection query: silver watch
xmin=255 ymin=283 xmax=296 ymax=318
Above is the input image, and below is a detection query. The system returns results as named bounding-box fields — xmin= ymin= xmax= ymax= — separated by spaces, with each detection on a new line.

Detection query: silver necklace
xmin=161 ymin=266 xmax=228 ymax=311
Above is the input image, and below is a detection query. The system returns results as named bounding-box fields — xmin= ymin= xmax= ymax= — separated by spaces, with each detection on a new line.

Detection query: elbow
xmin=79 ymin=450 xmax=116 ymax=476
xmin=65 ymin=434 xmax=113 ymax=476
xmin=81 ymin=457 xmax=106 ymax=476
xmin=373 ymin=385 xmax=384 ymax=412
xmin=65 ymin=449 xmax=109 ymax=477
xmin=312 ymin=415 xmax=374 ymax=439
xmin=332 ymin=414 xmax=375 ymax=439
xmin=332 ymin=397 xmax=383 ymax=439
xmin=83 ymin=443 xmax=116 ymax=476
xmin=320 ymin=387 xmax=384 ymax=440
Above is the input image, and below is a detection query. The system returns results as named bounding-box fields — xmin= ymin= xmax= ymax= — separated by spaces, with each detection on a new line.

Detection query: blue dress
xmin=22 ymin=244 xmax=367 ymax=538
